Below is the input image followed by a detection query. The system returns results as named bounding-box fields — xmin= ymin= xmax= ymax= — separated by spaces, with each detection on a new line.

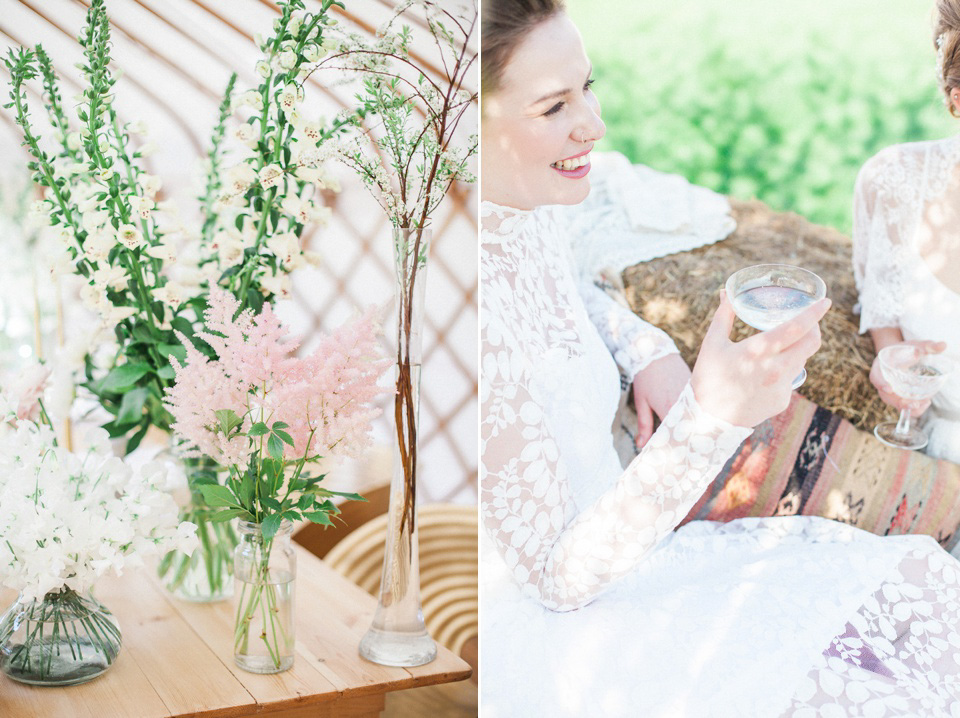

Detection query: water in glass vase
xmin=233 ymin=520 xmax=296 ymax=674
xmin=233 ymin=569 xmax=295 ymax=674
xmin=731 ymin=285 xmax=817 ymax=331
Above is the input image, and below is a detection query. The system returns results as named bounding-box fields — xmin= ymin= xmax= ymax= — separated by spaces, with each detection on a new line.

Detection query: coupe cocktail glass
xmin=873 ymin=343 xmax=955 ymax=450
xmin=726 ymin=264 xmax=827 ymax=389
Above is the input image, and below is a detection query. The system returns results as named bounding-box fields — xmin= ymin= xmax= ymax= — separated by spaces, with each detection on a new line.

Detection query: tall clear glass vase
xmin=359 ymin=226 xmax=437 ymax=667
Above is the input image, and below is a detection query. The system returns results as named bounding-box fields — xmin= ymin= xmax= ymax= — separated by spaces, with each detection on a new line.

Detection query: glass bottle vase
xmin=233 ymin=520 xmax=296 ymax=674
xmin=0 ymin=587 xmax=122 ymax=686
xmin=359 ymin=226 xmax=437 ymax=667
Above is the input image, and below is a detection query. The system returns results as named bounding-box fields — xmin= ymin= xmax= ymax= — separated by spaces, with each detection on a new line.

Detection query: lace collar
xmin=481 ymin=200 xmax=540 ymax=245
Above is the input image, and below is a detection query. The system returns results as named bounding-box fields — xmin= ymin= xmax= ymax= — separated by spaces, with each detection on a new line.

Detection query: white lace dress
xmin=854 ymin=137 xmax=960 ymax=464
xmin=481 ymin=200 xmax=960 ymax=717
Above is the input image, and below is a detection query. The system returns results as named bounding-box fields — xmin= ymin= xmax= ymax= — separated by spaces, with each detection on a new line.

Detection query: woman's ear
xmin=951 ymin=88 xmax=960 ymax=116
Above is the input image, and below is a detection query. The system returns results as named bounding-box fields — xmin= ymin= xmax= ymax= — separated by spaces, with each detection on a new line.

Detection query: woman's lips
xmin=550 ymin=150 xmax=591 ymax=178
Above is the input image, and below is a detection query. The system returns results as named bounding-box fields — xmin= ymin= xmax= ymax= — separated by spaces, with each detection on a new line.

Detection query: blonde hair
xmin=936 ymin=0 xmax=960 ymax=115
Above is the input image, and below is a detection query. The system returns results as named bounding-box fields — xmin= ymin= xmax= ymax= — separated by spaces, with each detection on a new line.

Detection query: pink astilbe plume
xmin=165 ymin=288 xmax=389 ymax=465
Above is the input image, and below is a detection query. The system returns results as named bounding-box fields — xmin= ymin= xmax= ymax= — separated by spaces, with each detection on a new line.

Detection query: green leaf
xmin=157 ymin=365 xmax=176 ymax=381
xmin=272 ymin=421 xmax=289 ymax=430
xmin=274 ymin=429 xmax=294 ymax=447
xmin=303 ymin=510 xmax=334 ymax=526
xmin=267 ymin=433 xmax=284 ymax=460
xmin=248 ymin=422 xmax=269 ymax=437
xmin=101 ymin=363 xmax=150 ymax=392
xmin=239 ymin=472 xmax=255 ymax=509
xmin=158 ymin=343 xmax=187 ymax=363
xmin=215 ymin=409 xmax=243 ymax=437
xmin=209 ymin=508 xmax=255 ymax=523
xmin=124 ymin=422 xmax=150 ymax=454
xmin=261 ymin=496 xmax=283 ymax=513
xmin=199 ymin=484 xmax=239 ymax=508
xmin=261 ymin=512 xmax=283 ymax=542
xmin=115 ymin=387 xmax=148 ymax=426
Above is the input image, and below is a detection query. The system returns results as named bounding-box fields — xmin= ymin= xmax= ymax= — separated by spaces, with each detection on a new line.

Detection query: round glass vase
xmin=0 ymin=587 xmax=122 ymax=686
xmin=233 ymin=520 xmax=296 ymax=674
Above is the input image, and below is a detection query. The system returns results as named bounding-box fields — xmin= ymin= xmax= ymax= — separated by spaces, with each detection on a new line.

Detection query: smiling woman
xmin=480 ymin=8 xmax=604 ymax=208
xmin=479 ymin=0 xmax=960 ymax=716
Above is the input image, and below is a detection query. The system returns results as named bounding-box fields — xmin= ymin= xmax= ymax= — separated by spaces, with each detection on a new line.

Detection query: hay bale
xmin=622 ymin=198 xmax=891 ymax=430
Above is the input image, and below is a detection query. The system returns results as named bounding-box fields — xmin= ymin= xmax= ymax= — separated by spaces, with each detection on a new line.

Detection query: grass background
xmin=565 ymin=0 xmax=956 ymax=233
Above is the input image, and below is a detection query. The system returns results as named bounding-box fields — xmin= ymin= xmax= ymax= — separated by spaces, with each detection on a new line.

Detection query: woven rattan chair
xmin=323 ymin=503 xmax=479 ymax=660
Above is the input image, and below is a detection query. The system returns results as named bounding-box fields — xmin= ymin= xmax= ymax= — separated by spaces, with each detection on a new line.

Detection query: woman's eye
xmin=543 ymin=102 xmax=565 ymax=117
xmin=584 ymin=78 xmax=595 ymax=92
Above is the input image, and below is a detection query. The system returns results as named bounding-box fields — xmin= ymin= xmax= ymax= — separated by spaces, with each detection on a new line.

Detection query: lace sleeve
xmin=578 ymin=279 xmax=680 ymax=378
xmin=481 ymin=233 xmax=752 ymax=611
xmin=852 ymin=145 xmax=922 ymax=334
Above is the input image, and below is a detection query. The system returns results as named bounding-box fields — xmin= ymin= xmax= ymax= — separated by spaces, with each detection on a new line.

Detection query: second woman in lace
xmin=853 ymin=0 xmax=960 ymax=465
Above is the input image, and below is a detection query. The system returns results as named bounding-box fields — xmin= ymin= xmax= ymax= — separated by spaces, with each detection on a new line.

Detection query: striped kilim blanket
xmin=679 ymin=393 xmax=960 ymax=553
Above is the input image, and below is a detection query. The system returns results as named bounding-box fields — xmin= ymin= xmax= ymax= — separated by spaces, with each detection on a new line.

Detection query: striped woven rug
xmin=680 ymin=393 xmax=960 ymax=553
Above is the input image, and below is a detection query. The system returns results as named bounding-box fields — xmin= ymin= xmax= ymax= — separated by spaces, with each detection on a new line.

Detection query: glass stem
xmin=894 ymin=408 xmax=912 ymax=438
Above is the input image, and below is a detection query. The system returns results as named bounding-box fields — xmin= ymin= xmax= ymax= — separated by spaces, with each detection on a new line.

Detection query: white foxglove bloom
xmin=137 ymin=142 xmax=158 ymax=158
xmin=278 ymin=50 xmax=297 ymax=70
xmin=303 ymin=250 xmax=323 ymax=268
xmin=256 ymin=60 xmax=271 ymax=78
xmin=266 ymin=230 xmax=301 ymax=269
xmin=81 ymin=209 xmax=109 ymax=234
xmin=116 ymin=224 xmax=144 ymax=250
xmin=82 ymin=231 xmax=114 ymax=263
xmin=227 ymin=163 xmax=258 ymax=193
xmin=128 ymin=195 xmax=154 ymax=220
xmin=128 ymin=120 xmax=148 ymax=136
xmin=92 ymin=265 xmax=128 ymax=291
xmin=102 ymin=305 xmax=137 ymax=325
xmin=142 ymin=175 xmax=163 ymax=198
xmin=145 ymin=241 xmax=178 ymax=263
xmin=278 ymin=83 xmax=300 ymax=113
xmin=259 ymin=271 xmax=292 ymax=298
xmin=66 ymin=132 xmax=83 ymax=151
xmin=234 ymin=122 xmax=257 ymax=143
xmin=215 ymin=234 xmax=245 ymax=267
xmin=303 ymin=44 xmax=320 ymax=62
xmin=97 ymin=166 xmax=115 ymax=182
xmin=153 ymin=283 xmax=185 ymax=309
xmin=237 ymin=89 xmax=264 ymax=111
xmin=258 ymin=164 xmax=285 ymax=189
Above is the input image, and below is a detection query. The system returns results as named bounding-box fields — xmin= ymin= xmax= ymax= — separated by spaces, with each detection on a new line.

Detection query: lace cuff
xmin=579 ymin=280 xmax=680 ymax=379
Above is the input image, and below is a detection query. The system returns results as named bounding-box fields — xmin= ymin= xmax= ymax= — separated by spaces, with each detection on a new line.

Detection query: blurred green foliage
xmin=567 ymin=1 xmax=956 ymax=233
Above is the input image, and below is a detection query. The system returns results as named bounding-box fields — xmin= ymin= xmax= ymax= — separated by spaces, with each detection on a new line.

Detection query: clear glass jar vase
xmin=157 ymin=455 xmax=237 ymax=603
xmin=233 ymin=520 xmax=296 ymax=674
xmin=0 ymin=588 xmax=122 ymax=686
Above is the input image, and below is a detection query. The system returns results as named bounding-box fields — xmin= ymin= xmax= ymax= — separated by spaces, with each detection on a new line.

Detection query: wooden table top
xmin=0 ymin=545 xmax=472 ymax=718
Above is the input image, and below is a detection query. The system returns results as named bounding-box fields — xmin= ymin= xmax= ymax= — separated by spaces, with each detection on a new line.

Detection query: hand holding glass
xmin=873 ymin=344 xmax=955 ymax=450
xmin=725 ymin=264 xmax=827 ymax=389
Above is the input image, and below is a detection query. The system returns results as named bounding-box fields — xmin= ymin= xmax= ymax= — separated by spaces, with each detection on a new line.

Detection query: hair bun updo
xmin=936 ymin=0 xmax=960 ymax=114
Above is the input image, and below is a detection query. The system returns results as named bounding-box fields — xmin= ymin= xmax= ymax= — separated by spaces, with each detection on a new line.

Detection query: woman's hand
xmin=632 ymin=354 xmax=691 ymax=448
xmin=690 ymin=290 xmax=831 ymax=428
xmin=869 ymin=339 xmax=947 ymax=416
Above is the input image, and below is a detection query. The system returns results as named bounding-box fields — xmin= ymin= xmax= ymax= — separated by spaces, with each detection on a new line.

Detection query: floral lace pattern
xmin=785 ymin=546 xmax=960 ymax=716
xmin=481 ymin=193 xmax=960 ymax=716
xmin=481 ymin=201 xmax=751 ymax=611
xmin=853 ymin=136 xmax=960 ymax=332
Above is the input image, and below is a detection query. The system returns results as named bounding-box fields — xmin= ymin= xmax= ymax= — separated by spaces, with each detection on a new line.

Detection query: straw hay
xmin=622 ymin=198 xmax=892 ymax=430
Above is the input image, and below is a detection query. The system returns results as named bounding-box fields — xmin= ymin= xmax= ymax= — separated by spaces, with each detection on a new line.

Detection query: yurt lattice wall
xmin=0 ymin=0 xmax=478 ymax=505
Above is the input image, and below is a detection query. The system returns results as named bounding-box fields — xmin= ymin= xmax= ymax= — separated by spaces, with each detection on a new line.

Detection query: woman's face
xmin=481 ymin=13 xmax=606 ymax=210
